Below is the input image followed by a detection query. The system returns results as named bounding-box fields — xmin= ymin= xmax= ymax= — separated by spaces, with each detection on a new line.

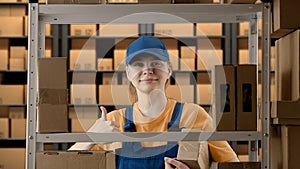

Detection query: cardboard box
xmin=216 ymin=162 xmax=261 ymax=169
xmin=270 ymin=125 xmax=282 ymax=169
xmin=9 ymin=107 xmax=25 ymax=119
xmin=174 ymin=73 xmax=191 ymax=85
xmin=69 ymin=50 xmax=96 ymax=70
xmin=0 ymin=148 xmax=25 ymax=169
xmin=236 ymin=65 xmax=257 ymax=131
xmin=197 ymin=50 xmax=223 ymax=70
xmin=0 ymin=118 xmax=9 ymax=139
xmin=38 ymin=57 xmax=67 ymax=89
xmin=97 ymin=58 xmax=113 ymax=70
xmin=239 ymin=20 xmax=262 ymax=36
xmin=0 ymin=39 xmax=9 ymax=50
xmin=275 ymin=30 xmax=299 ymax=101
xmin=271 ymin=100 xmax=300 ymax=119
xmin=106 ymin=151 xmax=116 ymax=169
xmin=45 ymin=24 xmax=51 ymax=36
xmin=10 ymin=46 xmax=26 ymax=57
xmin=36 ymin=151 xmax=115 ymax=169
xmin=24 ymin=15 xmax=28 ymax=36
xmin=155 ymin=23 xmax=194 ymax=37
xmin=0 ymin=106 xmax=9 ymax=118
xmin=122 ymin=72 xmax=130 ymax=85
xmin=99 ymin=85 xmax=131 ymax=105
xmin=70 ymin=84 xmax=96 ymax=105
xmin=197 ymin=84 xmax=212 ymax=105
xmin=114 ymin=50 xmax=126 ymax=70
xmin=181 ymin=46 xmax=196 ymax=58
xmin=180 ymin=58 xmax=195 ymax=70
xmin=71 ymin=118 xmax=96 ymax=132
xmin=10 ymin=5 xmax=26 ymax=16
xmin=39 ymin=88 xmax=68 ymax=105
xmin=169 ymin=50 xmax=179 ymax=70
xmin=238 ymin=49 xmax=262 ymax=66
xmin=281 ymin=125 xmax=300 ymax=169
xmin=99 ymin=24 xmax=138 ymax=37
xmin=37 ymin=104 xmax=68 ymax=133
xmin=102 ymin=73 xmax=117 ymax=85
xmin=177 ymin=141 xmax=209 ymax=169
xmin=214 ymin=65 xmax=236 ymax=131
xmin=196 ymin=23 xmax=222 ymax=36
xmin=9 ymin=58 xmax=25 ymax=70
xmin=69 ymin=107 xmax=99 ymax=119
xmin=70 ymin=24 xmax=97 ymax=36
xmin=0 ymin=16 xmax=23 ymax=36
xmin=11 ymin=118 xmax=26 ymax=138
xmin=0 ymin=6 xmax=10 ymax=16
xmin=0 ymin=50 xmax=8 ymax=70
xmin=272 ymin=0 xmax=300 ymax=38
xmin=0 ymin=85 xmax=24 ymax=104
xmin=166 ymin=85 xmax=194 ymax=103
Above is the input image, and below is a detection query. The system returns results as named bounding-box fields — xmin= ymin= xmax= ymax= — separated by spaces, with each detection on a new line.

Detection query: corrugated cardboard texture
xmin=214 ymin=65 xmax=236 ymax=131
xmin=38 ymin=57 xmax=67 ymax=89
xmin=36 ymin=151 xmax=114 ymax=169
xmin=275 ymin=30 xmax=300 ymax=101
xmin=270 ymin=125 xmax=282 ymax=169
xmin=177 ymin=140 xmax=209 ymax=169
xmin=37 ymin=104 xmax=68 ymax=133
xmin=236 ymin=65 xmax=257 ymax=131
xmin=272 ymin=0 xmax=300 ymax=38
xmin=38 ymin=89 xmax=68 ymax=105
xmin=281 ymin=125 xmax=300 ymax=169
xmin=271 ymin=100 xmax=300 ymax=119
xmin=0 ymin=148 xmax=25 ymax=169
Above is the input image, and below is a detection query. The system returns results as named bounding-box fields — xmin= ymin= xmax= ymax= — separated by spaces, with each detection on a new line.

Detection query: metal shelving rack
xmin=26 ymin=1 xmax=271 ymax=169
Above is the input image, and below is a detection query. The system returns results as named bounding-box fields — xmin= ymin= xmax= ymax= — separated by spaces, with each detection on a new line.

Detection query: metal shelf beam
xmin=38 ymin=4 xmax=262 ymax=24
xmin=37 ymin=131 xmax=262 ymax=143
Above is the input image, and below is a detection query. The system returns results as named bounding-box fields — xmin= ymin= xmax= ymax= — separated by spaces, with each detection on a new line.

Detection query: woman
xmin=69 ymin=36 xmax=239 ymax=169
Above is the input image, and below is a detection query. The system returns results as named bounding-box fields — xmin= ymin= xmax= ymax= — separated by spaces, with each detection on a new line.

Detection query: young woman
xmin=69 ymin=36 xmax=239 ymax=169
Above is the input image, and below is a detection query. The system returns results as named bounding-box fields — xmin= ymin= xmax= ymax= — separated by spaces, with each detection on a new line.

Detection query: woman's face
xmin=126 ymin=54 xmax=172 ymax=94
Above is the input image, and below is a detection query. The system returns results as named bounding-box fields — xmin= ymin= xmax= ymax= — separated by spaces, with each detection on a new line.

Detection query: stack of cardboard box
xmin=37 ymin=57 xmax=68 ymax=133
xmin=271 ymin=28 xmax=300 ymax=169
xmin=214 ymin=65 xmax=257 ymax=131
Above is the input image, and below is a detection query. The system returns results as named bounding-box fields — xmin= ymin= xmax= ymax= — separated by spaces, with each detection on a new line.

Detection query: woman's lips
xmin=140 ymin=78 xmax=158 ymax=83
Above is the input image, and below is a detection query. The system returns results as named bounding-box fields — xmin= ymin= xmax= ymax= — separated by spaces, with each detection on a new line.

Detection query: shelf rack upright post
xmin=26 ymin=1 xmax=271 ymax=169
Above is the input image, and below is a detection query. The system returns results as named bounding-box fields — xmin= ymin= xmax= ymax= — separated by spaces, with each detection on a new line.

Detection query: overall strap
xmin=168 ymin=102 xmax=184 ymax=132
xmin=124 ymin=105 xmax=136 ymax=132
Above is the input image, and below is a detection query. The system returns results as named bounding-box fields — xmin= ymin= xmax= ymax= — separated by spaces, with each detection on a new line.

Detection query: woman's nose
xmin=142 ymin=68 xmax=153 ymax=75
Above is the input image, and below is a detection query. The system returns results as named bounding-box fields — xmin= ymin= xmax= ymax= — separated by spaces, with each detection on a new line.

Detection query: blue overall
xmin=116 ymin=102 xmax=184 ymax=169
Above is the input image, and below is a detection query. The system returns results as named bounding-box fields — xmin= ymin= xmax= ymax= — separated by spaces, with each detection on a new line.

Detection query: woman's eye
xmin=133 ymin=62 xmax=144 ymax=67
xmin=151 ymin=61 xmax=162 ymax=67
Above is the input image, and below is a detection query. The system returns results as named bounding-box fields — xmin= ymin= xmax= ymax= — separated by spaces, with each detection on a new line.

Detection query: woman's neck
xmin=137 ymin=89 xmax=168 ymax=118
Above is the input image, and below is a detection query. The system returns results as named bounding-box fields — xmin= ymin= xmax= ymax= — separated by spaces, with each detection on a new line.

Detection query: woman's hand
xmin=68 ymin=106 xmax=119 ymax=150
xmin=164 ymin=157 xmax=190 ymax=169
xmin=88 ymin=106 xmax=120 ymax=133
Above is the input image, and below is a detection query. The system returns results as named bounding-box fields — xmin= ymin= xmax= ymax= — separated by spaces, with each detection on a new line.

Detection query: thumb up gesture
xmin=88 ymin=106 xmax=120 ymax=133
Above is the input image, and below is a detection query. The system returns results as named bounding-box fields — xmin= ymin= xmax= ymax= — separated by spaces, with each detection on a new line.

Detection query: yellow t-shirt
xmin=92 ymin=99 xmax=237 ymax=162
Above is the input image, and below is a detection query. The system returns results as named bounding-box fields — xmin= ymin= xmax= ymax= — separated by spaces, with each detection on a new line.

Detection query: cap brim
xmin=126 ymin=48 xmax=169 ymax=65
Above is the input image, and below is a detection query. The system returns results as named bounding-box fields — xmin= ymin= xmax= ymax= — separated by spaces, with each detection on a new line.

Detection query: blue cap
xmin=126 ymin=36 xmax=169 ymax=66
